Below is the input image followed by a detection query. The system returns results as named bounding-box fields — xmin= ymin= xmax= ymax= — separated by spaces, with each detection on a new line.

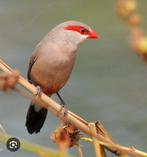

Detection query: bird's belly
xmin=30 ymin=57 xmax=75 ymax=94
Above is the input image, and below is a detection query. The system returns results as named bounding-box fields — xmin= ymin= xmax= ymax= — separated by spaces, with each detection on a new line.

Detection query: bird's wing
xmin=27 ymin=40 xmax=46 ymax=83
xmin=27 ymin=54 xmax=38 ymax=83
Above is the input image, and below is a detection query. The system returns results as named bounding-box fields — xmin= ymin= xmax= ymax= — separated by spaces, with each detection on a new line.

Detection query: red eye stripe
xmin=64 ymin=25 xmax=89 ymax=35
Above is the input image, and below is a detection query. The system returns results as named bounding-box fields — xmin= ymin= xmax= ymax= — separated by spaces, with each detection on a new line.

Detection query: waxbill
xmin=26 ymin=21 xmax=99 ymax=134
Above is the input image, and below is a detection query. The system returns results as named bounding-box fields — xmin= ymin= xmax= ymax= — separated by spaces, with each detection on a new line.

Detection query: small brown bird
xmin=26 ymin=21 xmax=99 ymax=134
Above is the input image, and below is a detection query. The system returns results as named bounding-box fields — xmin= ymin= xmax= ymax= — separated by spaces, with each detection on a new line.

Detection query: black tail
xmin=25 ymin=103 xmax=48 ymax=134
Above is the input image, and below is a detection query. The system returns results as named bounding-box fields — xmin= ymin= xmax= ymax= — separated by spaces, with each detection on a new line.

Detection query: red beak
xmin=88 ymin=30 xmax=100 ymax=39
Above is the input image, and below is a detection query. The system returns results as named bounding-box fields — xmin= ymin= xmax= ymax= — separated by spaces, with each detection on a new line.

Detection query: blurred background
xmin=0 ymin=0 xmax=147 ymax=156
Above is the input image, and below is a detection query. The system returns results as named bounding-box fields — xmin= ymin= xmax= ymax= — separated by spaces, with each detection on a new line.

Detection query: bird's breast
xmin=30 ymin=51 xmax=76 ymax=94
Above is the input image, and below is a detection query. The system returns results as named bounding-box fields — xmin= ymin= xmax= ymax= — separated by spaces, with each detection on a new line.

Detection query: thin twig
xmin=0 ymin=123 xmax=7 ymax=152
xmin=89 ymin=123 xmax=107 ymax=157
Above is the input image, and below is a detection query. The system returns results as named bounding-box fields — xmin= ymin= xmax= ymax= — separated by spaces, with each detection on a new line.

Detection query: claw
xmin=58 ymin=105 xmax=68 ymax=120
xmin=35 ymin=86 xmax=42 ymax=96
xmin=62 ymin=105 xmax=68 ymax=116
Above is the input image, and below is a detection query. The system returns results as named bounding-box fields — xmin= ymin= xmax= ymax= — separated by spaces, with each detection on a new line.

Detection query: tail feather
xmin=25 ymin=103 xmax=48 ymax=134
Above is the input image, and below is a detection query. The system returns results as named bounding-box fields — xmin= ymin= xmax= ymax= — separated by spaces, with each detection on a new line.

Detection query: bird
xmin=25 ymin=20 xmax=99 ymax=134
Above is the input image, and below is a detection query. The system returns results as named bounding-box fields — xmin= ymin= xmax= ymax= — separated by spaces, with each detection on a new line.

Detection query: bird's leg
xmin=56 ymin=92 xmax=68 ymax=116
xmin=56 ymin=92 xmax=66 ymax=106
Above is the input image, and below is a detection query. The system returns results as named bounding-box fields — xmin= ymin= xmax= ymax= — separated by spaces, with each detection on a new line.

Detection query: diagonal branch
xmin=0 ymin=58 xmax=147 ymax=157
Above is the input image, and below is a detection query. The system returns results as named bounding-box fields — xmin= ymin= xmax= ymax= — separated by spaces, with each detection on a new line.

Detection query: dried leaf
xmin=51 ymin=124 xmax=80 ymax=152
xmin=0 ymin=70 xmax=19 ymax=91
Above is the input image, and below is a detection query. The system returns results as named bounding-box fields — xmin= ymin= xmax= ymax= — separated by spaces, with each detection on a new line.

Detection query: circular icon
xmin=6 ymin=137 xmax=20 ymax=152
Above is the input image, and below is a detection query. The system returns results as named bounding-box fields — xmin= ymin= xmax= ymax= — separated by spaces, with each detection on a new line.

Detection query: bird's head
xmin=50 ymin=21 xmax=100 ymax=46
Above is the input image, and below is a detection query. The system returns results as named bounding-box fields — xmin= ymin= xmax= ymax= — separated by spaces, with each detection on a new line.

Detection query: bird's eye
xmin=80 ymin=28 xmax=89 ymax=34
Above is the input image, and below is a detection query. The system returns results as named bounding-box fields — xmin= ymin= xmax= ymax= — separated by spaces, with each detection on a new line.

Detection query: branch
xmin=89 ymin=123 xmax=107 ymax=157
xmin=0 ymin=58 xmax=147 ymax=157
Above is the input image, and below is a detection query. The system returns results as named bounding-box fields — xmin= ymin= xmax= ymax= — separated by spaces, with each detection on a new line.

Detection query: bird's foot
xmin=35 ymin=86 xmax=42 ymax=97
xmin=61 ymin=105 xmax=68 ymax=116
xmin=56 ymin=92 xmax=68 ymax=121
xmin=58 ymin=105 xmax=68 ymax=121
